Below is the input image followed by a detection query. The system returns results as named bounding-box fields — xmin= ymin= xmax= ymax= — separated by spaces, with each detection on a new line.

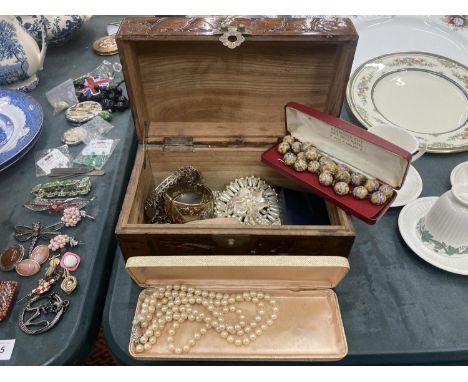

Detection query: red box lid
xmin=261 ymin=102 xmax=412 ymax=224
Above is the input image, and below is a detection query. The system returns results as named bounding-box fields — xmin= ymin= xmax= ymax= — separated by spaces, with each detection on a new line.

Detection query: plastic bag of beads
xmin=74 ymin=138 xmax=119 ymax=170
xmin=80 ymin=116 xmax=115 ymax=145
xmin=45 ymin=79 xmax=79 ymax=114
xmin=35 ymin=145 xmax=73 ymax=176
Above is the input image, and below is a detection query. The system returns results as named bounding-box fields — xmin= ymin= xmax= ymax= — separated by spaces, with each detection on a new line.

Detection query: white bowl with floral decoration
xmin=399 ymin=187 xmax=468 ymax=275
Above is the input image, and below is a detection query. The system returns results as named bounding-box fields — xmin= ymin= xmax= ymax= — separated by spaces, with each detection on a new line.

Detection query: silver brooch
xmin=215 ymin=176 xmax=281 ymax=225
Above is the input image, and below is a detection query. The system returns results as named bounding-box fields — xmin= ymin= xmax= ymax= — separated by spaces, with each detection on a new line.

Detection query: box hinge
xmin=163 ymin=136 xmax=194 ymax=152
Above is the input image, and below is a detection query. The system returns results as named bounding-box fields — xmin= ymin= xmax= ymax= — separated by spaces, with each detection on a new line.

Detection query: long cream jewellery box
xmin=127 ymin=255 xmax=349 ymax=361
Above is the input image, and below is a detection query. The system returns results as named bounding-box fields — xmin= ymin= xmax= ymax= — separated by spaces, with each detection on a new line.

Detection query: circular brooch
xmin=65 ymin=101 xmax=102 ymax=124
xmin=215 ymin=176 xmax=281 ymax=225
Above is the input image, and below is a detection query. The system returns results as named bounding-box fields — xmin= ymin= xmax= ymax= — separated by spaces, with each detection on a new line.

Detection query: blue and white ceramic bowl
xmin=16 ymin=15 xmax=92 ymax=45
xmin=0 ymin=88 xmax=43 ymax=170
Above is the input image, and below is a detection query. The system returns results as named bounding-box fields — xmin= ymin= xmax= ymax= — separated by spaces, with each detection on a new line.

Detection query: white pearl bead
xmin=221 ymin=331 xmax=228 ymax=338
xmin=167 ymin=336 xmax=174 ymax=343
xmin=250 ymin=322 xmax=257 ymax=328
xmin=139 ymin=336 xmax=148 ymax=344
xmin=145 ymin=330 xmax=153 ymax=337
xmin=243 ymin=338 xmax=250 ymax=345
xmin=267 ymin=320 xmax=273 ymax=326
xmin=244 ymin=327 xmax=251 ymax=333
xmin=261 ymin=324 xmax=267 ymax=331
xmin=271 ymin=314 xmax=278 ymax=320
xmin=135 ymin=344 xmax=144 ymax=353
xmin=235 ymin=339 xmax=242 ymax=346
xmin=168 ymin=344 xmax=175 ymax=352
xmin=256 ymin=329 xmax=262 ymax=336
xmin=227 ymin=336 xmax=234 ymax=343
xmin=194 ymin=333 xmax=201 ymax=340
xmin=175 ymin=347 xmax=182 ymax=354
xmin=155 ymin=331 xmax=161 ymax=337
xmin=200 ymin=328 xmax=207 ymax=335
xmin=141 ymin=322 xmax=148 ymax=328
xmin=149 ymin=336 xmax=157 ymax=344
xmin=183 ymin=345 xmax=190 ymax=352
xmin=168 ymin=329 xmax=175 ymax=335
xmin=249 ymin=333 xmax=257 ymax=341
xmin=144 ymin=343 xmax=151 ymax=351
xmin=237 ymin=330 xmax=244 ymax=336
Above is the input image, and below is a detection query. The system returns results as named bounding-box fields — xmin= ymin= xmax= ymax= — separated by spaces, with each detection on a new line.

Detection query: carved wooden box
xmin=115 ymin=16 xmax=358 ymax=260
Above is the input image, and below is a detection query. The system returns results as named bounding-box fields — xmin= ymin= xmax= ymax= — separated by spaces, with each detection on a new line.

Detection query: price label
xmin=36 ymin=149 xmax=71 ymax=174
xmin=82 ymin=139 xmax=114 ymax=156
xmin=0 ymin=339 xmax=15 ymax=360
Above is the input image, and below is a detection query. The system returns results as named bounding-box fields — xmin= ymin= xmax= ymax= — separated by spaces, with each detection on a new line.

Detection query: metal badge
xmin=18 ymin=292 xmax=69 ymax=335
xmin=65 ymin=101 xmax=102 ymax=124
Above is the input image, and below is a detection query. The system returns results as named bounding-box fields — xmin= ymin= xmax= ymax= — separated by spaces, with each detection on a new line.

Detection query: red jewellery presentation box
xmin=262 ymin=102 xmax=412 ymax=224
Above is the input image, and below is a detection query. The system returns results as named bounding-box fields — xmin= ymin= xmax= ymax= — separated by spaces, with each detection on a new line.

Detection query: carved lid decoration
xmin=117 ymin=16 xmax=356 ymax=39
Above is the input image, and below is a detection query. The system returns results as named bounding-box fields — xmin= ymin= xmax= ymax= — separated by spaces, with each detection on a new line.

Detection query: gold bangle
xmin=164 ymin=184 xmax=214 ymax=224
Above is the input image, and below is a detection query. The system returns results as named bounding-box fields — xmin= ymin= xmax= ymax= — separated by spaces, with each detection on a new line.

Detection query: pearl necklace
xmin=132 ymin=284 xmax=279 ymax=354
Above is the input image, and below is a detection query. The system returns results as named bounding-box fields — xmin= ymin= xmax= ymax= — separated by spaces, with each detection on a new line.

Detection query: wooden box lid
xmin=127 ymin=256 xmax=349 ymax=361
xmin=116 ymin=16 xmax=358 ymax=145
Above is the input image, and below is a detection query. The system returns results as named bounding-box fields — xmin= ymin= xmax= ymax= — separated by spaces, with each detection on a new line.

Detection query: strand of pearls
xmin=132 ymin=284 xmax=279 ymax=354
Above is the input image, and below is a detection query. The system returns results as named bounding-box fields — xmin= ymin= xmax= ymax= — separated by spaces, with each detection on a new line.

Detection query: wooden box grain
xmin=115 ymin=16 xmax=358 ymax=260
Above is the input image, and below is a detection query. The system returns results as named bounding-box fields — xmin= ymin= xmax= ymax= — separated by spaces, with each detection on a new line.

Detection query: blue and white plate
xmin=0 ymin=88 xmax=43 ymax=170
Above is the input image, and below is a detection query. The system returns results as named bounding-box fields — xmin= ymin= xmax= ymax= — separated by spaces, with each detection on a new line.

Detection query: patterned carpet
xmin=86 ymin=327 xmax=116 ymax=366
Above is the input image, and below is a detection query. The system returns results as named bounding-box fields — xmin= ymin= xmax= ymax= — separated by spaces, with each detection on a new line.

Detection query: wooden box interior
xmin=118 ymin=38 xmax=357 ymax=144
xmin=120 ymin=146 xmax=354 ymax=232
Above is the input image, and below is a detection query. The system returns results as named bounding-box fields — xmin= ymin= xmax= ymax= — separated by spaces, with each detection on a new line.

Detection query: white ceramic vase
xmin=0 ymin=15 xmax=46 ymax=91
xmin=419 ymin=186 xmax=468 ymax=253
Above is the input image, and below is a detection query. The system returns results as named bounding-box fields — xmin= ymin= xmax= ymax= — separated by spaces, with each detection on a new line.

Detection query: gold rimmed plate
xmin=347 ymin=52 xmax=468 ymax=154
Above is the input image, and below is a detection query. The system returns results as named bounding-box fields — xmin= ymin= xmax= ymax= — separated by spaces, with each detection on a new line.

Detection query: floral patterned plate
xmin=399 ymin=197 xmax=468 ymax=275
xmin=347 ymin=52 xmax=468 ymax=153
xmin=0 ymin=88 xmax=43 ymax=170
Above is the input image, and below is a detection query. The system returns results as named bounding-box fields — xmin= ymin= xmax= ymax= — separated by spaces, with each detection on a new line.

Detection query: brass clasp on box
xmin=212 ymin=235 xmax=252 ymax=248
xmin=218 ymin=24 xmax=251 ymax=49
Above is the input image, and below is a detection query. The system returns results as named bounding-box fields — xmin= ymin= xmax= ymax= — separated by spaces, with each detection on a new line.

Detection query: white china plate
xmin=391 ymin=165 xmax=423 ymax=207
xmin=351 ymin=16 xmax=468 ymax=70
xmin=347 ymin=51 xmax=468 ymax=153
xmin=399 ymin=197 xmax=468 ymax=275
xmin=450 ymin=161 xmax=468 ymax=187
